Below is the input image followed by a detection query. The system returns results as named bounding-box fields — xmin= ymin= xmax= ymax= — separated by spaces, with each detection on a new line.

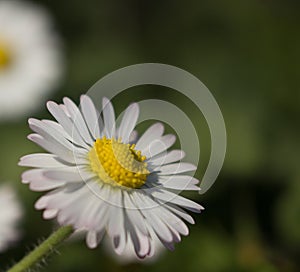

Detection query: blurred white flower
xmin=0 ymin=184 xmax=22 ymax=252
xmin=0 ymin=0 xmax=63 ymax=120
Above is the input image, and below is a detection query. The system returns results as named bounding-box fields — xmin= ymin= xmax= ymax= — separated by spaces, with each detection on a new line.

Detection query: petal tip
xmin=46 ymin=100 xmax=57 ymax=109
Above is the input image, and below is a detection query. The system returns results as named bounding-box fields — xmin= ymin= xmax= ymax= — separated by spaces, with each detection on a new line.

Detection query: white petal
xmin=92 ymin=205 xmax=109 ymax=231
xmin=76 ymin=190 xmax=109 ymax=234
xmin=118 ymin=103 xmax=139 ymax=143
xmin=132 ymin=191 xmax=173 ymax=243
xmin=22 ymin=169 xmax=67 ymax=190
xmin=80 ymin=95 xmax=102 ymax=139
xmin=106 ymin=188 xmax=126 ymax=255
xmin=27 ymin=134 xmax=86 ymax=164
xmin=135 ymin=190 xmax=188 ymax=236
xmin=155 ymin=162 xmax=197 ymax=175
xmin=163 ymin=203 xmax=195 ymax=224
xmin=35 ymin=184 xmax=85 ymax=212
xmin=35 ymin=195 xmax=53 ymax=210
xmin=63 ymin=97 xmax=94 ymax=145
xmin=123 ymin=192 xmax=148 ymax=235
xmin=154 ymin=204 xmax=189 ymax=236
xmin=87 ymin=181 xmax=113 ymax=204
xmin=41 ymin=120 xmax=72 ymax=142
xmin=43 ymin=209 xmax=58 ymax=219
xmin=107 ymin=189 xmax=124 ymax=237
xmin=83 ymin=183 xmax=112 ymax=230
xmin=28 ymin=120 xmax=89 ymax=165
xmin=86 ymin=231 xmax=97 ymax=248
xmin=102 ymin=97 xmax=116 ymax=138
xmin=43 ymin=168 xmax=94 ymax=183
xmin=54 ymin=185 xmax=93 ymax=225
xmin=19 ymin=153 xmax=67 ymax=168
xmin=159 ymin=240 xmax=175 ymax=251
xmin=149 ymin=150 xmax=185 ymax=166
xmin=142 ymin=134 xmax=176 ymax=158
xmin=79 ymin=189 xmax=109 ymax=231
xmin=158 ymin=175 xmax=200 ymax=191
xmin=147 ymin=188 xmax=204 ymax=213
xmin=47 ymin=101 xmax=89 ymax=148
xmin=86 ymin=230 xmax=105 ymax=249
xmin=147 ymin=236 xmax=156 ymax=258
xmin=163 ymin=184 xmax=199 ymax=191
xmin=127 ymin=224 xmax=151 ymax=258
xmin=28 ymin=118 xmax=75 ymax=152
xmin=129 ymin=130 xmax=138 ymax=144
xmin=112 ymin=233 xmax=127 ymax=256
xmin=135 ymin=123 xmax=164 ymax=151
xmin=22 ymin=169 xmax=52 ymax=183
xmin=59 ymin=104 xmax=70 ymax=117
xmin=30 ymin=180 xmax=65 ymax=191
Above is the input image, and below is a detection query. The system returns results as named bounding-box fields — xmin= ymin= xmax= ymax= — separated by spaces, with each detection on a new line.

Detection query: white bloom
xmin=0 ymin=184 xmax=22 ymax=252
xmin=0 ymin=0 xmax=63 ymax=120
xmin=19 ymin=95 xmax=204 ymax=258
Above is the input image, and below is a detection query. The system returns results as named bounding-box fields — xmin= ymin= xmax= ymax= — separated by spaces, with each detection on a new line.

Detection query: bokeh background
xmin=1 ymin=0 xmax=300 ymax=271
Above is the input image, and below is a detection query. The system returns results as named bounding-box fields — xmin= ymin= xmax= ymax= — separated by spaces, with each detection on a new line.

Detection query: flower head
xmin=20 ymin=95 xmax=204 ymax=258
xmin=0 ymin=184 xmax=22 ymax=252
xmin=0 ymin=0 xmax=63 ymax=120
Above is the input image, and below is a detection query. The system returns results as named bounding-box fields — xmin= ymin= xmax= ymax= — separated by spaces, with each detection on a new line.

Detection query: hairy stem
xmin=8 ymin=225 xmax=74 ymax=272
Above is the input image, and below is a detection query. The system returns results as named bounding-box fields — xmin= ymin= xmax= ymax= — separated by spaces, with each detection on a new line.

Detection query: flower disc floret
xmin=89 ymin=136 xmax=149 ymax=189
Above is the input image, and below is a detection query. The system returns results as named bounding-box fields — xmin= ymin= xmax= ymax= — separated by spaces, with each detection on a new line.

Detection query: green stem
xmin=8 ymin=225 xmax=74 ymax=272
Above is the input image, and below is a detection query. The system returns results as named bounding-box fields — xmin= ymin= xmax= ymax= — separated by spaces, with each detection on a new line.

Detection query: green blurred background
xmin=1 ymin=0 xmax=300 ymax=271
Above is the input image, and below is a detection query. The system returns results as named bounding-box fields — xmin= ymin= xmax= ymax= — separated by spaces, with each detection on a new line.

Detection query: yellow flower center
xmin=88 ymin=137 xmax=149 ymax=189
xmin=0 ymin=40 xmax=12 ymax=70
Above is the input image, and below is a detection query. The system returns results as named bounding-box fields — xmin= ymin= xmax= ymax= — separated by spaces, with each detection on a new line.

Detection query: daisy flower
xmin=19 ymin=95 xmax=204 ymax=258
xmin=0 ymin=184 xmax=22 ymax=252
xmin=0 ymin=0 xmax=63 ymax=120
